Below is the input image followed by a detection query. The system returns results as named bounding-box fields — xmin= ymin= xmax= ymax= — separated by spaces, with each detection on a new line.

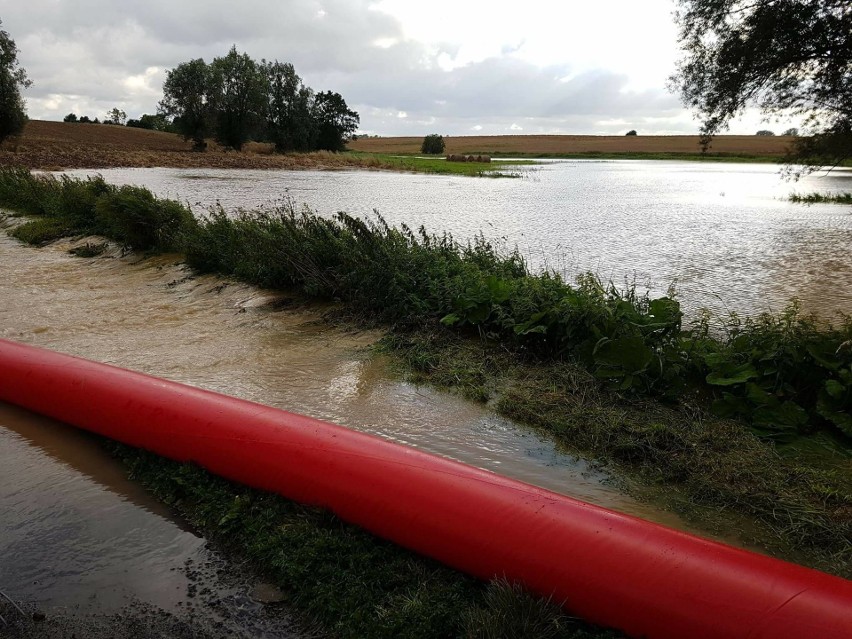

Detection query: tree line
xmin=159 ymin=46 xmax=359 ymax=153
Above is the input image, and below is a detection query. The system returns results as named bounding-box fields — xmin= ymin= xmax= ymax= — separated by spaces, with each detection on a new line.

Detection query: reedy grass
xmin=345 ymin=152 xmax=533 ymax=177
xmin=790 ymin=191 xmax=852 ymax=205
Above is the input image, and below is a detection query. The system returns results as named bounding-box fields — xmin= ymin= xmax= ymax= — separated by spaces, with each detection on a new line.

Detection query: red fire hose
xmin=0 ymin=338 xmax=849 ymax=638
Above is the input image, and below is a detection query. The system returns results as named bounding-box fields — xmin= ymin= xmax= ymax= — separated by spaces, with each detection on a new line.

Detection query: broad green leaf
xmin=594 ymin=336 xmax=653 ymax=374
xmin=706 ymin=363 xmax=759 ymax=386
xmin=825 ymin=379 xmax=845 ymax=399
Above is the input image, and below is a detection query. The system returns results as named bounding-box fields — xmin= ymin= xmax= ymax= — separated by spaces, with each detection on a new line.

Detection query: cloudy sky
xmin=2 ymin=0 xmax=793 ymax=136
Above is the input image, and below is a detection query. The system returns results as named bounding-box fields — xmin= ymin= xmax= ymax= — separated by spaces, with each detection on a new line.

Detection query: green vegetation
xmin=115 ymin=444 xmax=621 ymax=639
xmin=160 ymin=46 xmax=359 ymax=152
xmin=348 ymin=152 xmax=531 ymax=177
xmin=1 ymin=166 xmax=850 ymax=573
xmin=0 ymin=168 xmax=191 ymax=251
xmin=0 ymin=19 xmax=31 ymax=145
xmin=671 ymin=0 xmax=851 ymax=172
xmin=421 ymin=133 xmax=446 ymax=154
xmin=790 ymin=191 xmax=852 ymax=205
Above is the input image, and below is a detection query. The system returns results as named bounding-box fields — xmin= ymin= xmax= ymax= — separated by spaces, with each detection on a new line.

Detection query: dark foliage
xmin=0 ymin=19 xmax=31 ymax=145
xmin=671 ymin=0 xmax=852 ymax=169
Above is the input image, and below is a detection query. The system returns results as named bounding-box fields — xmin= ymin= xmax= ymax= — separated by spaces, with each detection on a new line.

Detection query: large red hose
xmin=0 ymin=338 xmax=849 ymax=638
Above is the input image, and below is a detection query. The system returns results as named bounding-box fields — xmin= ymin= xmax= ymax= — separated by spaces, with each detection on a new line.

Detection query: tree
xmin=312 ymin=91 xmax=359 ymax=151
xmin=625 ymin=130 xmax=638 ymax=136
xmin=79 ymin=115 xmax=92 ymax=123
xmin=106 ymin=107 xmax=127 ymax=126
xmin=755 ymin=129 xmax=775 ymax=136
xmin=0 ymin=19 xmax=31 ymax=145
xmin=208 ymin=46 xmax=268 ymax=150
xmin=782 ymin=127 xmax=800 ymax=136
xmin=160 ymin=58 xmax=211 ymax=151
xmin=264 ymin=60 xmax=315 ymax=152
xmin=63 ymin=113 xmax=78 ymax=123
xmin=127 ymin=113 xmax=173 ymax=132
xmin=421 ymin=133 xmax=445 ymax=154
xmin=670 ymin=0 xmax=851 ymax=169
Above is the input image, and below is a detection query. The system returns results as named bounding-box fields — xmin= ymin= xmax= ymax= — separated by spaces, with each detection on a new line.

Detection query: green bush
xmin=421 ymin=134 xmax=445 ymax=154
xmin=94 ymin=185 xmax=192 ymax=251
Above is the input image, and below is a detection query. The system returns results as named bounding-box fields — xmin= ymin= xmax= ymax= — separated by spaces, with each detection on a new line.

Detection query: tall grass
xmin=790 ymin=191 xmax=852 ymax=205
xmin=1 ymin=166 xmax=850 ymax=446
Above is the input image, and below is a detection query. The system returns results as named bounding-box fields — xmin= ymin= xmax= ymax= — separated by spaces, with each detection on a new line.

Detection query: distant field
xmin=348 ymin=134 xmax=796 ymax=158
xmin=0 ymin=121 xmax=797 ymax=171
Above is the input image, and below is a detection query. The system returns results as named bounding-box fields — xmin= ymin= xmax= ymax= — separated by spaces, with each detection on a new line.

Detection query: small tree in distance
xmin=63 ymin=113 xmax=78 ymax=123
xmin=755 ymin=130 xmax=775 ymax=136
xmin=625 ymin=130 xmax=637 ymax=136
xmin=421 ymin=133 xmax=445 ymax=154
xmin=106 ymin=108 xmax=127 ymax=126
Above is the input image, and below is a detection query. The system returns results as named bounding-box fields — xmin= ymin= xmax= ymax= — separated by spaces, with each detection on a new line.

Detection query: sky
xmin=1 ymin=0 xmax=798 ymax=136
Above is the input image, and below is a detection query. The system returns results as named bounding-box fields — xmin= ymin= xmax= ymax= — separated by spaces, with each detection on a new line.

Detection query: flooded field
xmin=0 ymin=228 xmax=708 ymax=628
xmin=63 ymin=160 xmax=852 ymax=319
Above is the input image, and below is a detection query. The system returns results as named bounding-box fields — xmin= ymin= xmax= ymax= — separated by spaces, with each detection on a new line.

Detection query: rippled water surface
xmin=63 ymin=161 xmax=852 ymax=318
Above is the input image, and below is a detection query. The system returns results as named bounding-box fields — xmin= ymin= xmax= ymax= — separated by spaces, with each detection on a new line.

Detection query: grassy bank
xmin=346 ymin=152 xmax=533 ymax=177
xmin=1 ymin=168 xmax=850 ymax=575
xmin=790 ymin=191 xmax=852 ymax=205
xmin=114 ymin=444 xmax=621 ymax=639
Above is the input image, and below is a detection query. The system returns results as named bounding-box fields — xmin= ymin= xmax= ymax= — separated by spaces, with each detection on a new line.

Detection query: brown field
xmin=0 ymin=121 xmax=796 ymax=171
xmin=0 ymin=120 xmax=386 ymax=171
xmin=348 ymin=134 xmax=796 ymax=157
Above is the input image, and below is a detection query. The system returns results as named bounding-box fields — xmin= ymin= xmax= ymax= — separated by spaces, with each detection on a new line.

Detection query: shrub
xmin=625 ymin=130 xmax=638 ymax=136
xmin=95 ymin=185 xmax=193 ymax=251
xmin=421 ymin=134 xmax=445 ymax=154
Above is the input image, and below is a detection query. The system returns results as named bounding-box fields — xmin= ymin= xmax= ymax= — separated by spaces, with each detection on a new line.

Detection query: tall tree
xmin=0 ymin=19 xmax=32 ymax=145
xmin=159 ymin=59 xmax=211 ymax=151
xmin=312 ymin=91 xmax=359 ymax=152
xmin=264 ymin=61 xmax=315 ymax=152
xmin=671 ymin=0 xmax=851 ymax=170
xmin=208 ymin=46 xmax=268 ymax=151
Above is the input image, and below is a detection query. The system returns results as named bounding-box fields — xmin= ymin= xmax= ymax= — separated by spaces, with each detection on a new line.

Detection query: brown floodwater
xmin=0 ymin=225 xmax=749 ymax=624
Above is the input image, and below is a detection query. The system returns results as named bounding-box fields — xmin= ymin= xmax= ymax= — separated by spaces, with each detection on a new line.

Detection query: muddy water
xmin=0 ymin=227 xmax=740 ymax=622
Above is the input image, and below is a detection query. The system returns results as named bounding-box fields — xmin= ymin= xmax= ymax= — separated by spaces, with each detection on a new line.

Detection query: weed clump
xmin=0 ymin=168 xmax=191 ymax=251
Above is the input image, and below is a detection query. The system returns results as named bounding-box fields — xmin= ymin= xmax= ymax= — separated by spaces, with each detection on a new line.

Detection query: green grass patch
xmin=347 ymin=152 xmax=534 ymax=177
xmin=9 ymin=217 xmax=74 ymax=245
xmin=468 ymin=151 xmax=788 ymax=163
xmin=790 ymin=191 xmax=852 ymax=205
xmin=115 ymin=444 xmax=622 ymax=639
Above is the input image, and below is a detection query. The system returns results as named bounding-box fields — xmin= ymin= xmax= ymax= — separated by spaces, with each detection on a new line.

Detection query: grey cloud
xmin=2 ymin=1 xmax=693 ymax=133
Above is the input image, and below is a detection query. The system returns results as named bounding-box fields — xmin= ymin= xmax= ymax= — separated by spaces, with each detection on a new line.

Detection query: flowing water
xmin=63 ymin=160 xmax=852 ymax=319
xmin=0 ymin=229 xmax=706 ymax=627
